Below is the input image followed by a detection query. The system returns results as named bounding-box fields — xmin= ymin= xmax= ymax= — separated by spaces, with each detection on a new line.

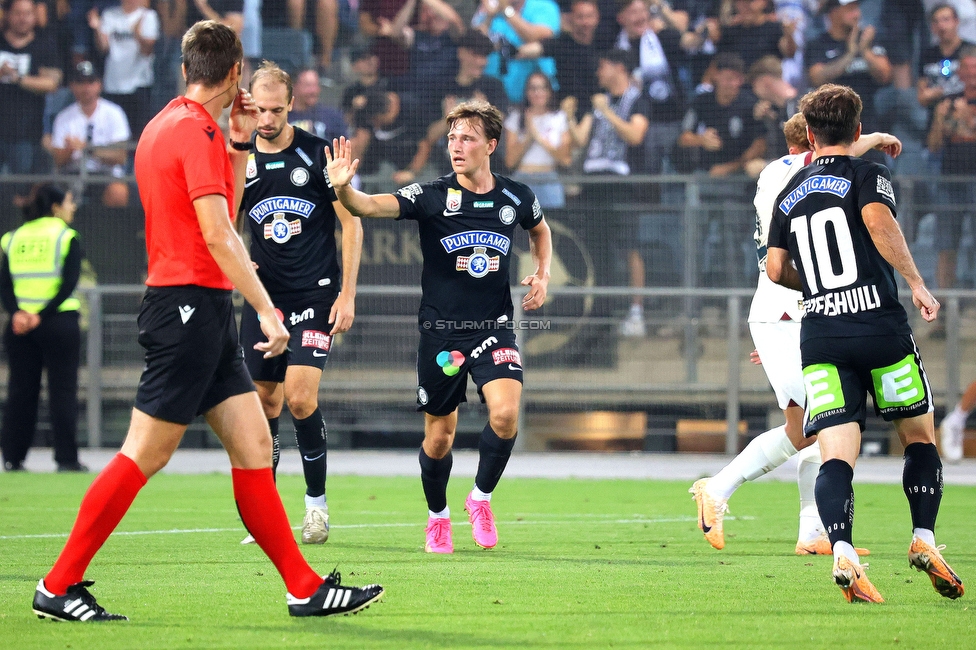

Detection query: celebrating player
xmin=767 ymin=84 xmax=963 ymax=603
xmin=237 ymin=61 xmax=363 ymax=546
xmin=31 ymin=21 xmax=382 ymax=621
xmin=691 ymin=113 xmax=899 ymax=556
xmin=325 ymin=100 xmax=552 ymax=554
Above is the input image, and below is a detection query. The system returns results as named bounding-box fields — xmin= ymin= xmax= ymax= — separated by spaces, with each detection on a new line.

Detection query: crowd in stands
xmin=2 ymin=0 xmax=976 ymax=308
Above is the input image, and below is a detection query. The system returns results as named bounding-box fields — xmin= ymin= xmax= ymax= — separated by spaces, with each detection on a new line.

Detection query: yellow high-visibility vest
xmin=1 ymin=217 xmax=81 ymax=314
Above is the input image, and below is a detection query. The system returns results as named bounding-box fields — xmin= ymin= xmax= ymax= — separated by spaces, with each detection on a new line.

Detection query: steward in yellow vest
xmin=0 ymin=185 xmax=87 ymax=473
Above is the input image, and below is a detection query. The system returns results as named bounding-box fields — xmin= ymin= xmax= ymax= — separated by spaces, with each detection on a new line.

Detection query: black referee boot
xmin=33 ymin=580 xmax=128 ymax=621
xmin=287 ymin=570 xmax=384 ymax=617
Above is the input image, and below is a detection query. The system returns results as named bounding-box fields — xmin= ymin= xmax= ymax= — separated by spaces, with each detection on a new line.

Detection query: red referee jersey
xmin=135 ymin=97 xmax=235 ymax=289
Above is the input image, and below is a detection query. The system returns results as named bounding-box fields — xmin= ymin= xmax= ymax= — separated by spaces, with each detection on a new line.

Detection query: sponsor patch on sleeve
xmin=301 ymin=330 xmax=332 ymax=351
xmin=492 ymin=348 xmax=521 ymax=365
xmin=396 ymin=183 xmax=423 ymax=203
xmin=876 ymin=174 xmax=896 ymax=206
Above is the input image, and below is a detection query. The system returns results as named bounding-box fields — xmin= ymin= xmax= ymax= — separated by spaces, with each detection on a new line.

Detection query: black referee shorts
xmin=134 ymin=286 xmax=255 ymax=425
xmin=800 ymin=333 xmax=933 ymax=437
xmin=240 ymin=290 xmax=339 ymax=383
xmin=416 ymin=329 xmax=523 ymax=417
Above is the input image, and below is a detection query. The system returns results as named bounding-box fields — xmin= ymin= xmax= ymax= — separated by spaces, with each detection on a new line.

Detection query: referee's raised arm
xmin=325 ymin=136 xmax=402 ymax=218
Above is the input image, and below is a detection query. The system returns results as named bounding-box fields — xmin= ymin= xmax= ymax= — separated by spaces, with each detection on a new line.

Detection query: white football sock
xmin=913 ymin=528 xmax=936 ymax=547
xmin=305 ymin=494 xmax=326 ymax=509
xmin=945 ymin=405 xmax=969 ymax=427
xmin=429 ymin=507 xmax=450 ymax=519
xmin=470 ymin=486 xmax=492 ymax=502
xmin=707 ymin=425 xmax=797 ymax=501
xmin=834 ymin=540 xmax=860 ymax=565
xmin=796 ymin=441 xmax=823 ymax=542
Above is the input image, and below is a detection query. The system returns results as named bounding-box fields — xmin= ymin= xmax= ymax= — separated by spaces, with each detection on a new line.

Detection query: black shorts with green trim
xmin=800 ymin=333 xmax=933 ymax=437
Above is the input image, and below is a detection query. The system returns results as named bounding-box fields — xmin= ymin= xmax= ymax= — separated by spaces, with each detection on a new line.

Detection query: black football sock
xmin=474 ymin=424 xmax=517 ymax=494
xmin=419 ymin=448 xmax=453 ymax=513
xmin=903 ymin=442 xmax=943 ymax=532
xmin=269 ymin=417 xmax=280 ymax=483
xmin=294 ymin=408 xmax=327 ymax=499
xmin=815 ymin=458 xmax=855 ymax=548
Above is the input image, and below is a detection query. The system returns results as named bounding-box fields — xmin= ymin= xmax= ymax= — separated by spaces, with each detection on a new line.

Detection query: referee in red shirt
xmin=31 ymin=21 xmax=383 ymax=621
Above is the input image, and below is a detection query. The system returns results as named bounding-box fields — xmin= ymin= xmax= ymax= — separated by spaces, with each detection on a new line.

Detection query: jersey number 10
xmin=790 ymin=207 xmax=858 ymax=295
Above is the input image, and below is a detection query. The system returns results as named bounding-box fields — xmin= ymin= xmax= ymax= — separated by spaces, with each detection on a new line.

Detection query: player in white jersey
xmin=691 ymin=113 xmax=902 ymax=553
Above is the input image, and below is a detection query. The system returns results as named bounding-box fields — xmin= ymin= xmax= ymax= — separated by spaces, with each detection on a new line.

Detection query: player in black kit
xmin=325 ymin=100 xmax=552 ymax=554
xmin=238 ymin=62 xmax=364 ymax=546
xmin=767 ymin=84 xmax=963 ymax=604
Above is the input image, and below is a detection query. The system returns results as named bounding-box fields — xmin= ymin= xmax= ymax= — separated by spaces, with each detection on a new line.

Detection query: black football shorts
xmin=134 ymin=286 xmax=255 ymax=425
xmin=240 ymin=290 xmax=339 ymax=383
xmin=801 ymin=333 xmax=933 ymax=437
xmin=416 ymin=329 xmax=524 ymax=416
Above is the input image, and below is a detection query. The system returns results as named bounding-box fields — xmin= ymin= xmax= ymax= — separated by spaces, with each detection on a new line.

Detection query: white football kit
xmin=748 ymin=152 xmax=812 ymax=410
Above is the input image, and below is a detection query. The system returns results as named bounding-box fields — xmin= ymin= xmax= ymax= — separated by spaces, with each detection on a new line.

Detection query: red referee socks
xmin=45 ymin=453 xmax=148 ymax=595
xmin=232 ymin=467 xmax=322 ymax=599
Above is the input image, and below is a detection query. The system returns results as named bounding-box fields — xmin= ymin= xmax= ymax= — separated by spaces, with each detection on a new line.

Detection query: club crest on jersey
xmin=245 ymin=154 xmax=257 ymax=179
xmin=291 ymin=167 xmax=309 ymax=186
xmin=456 ymin=246 xmax=500 ymax=278
xmin=498 ymin=205 xmax=516 ymax=225
xmin=264 ymin=213 xmax=302 ymax=243
xmin=249 ymin=196 xmax=316 ymax=223
xmin=446 ymin=188 xmax=462 ymax=212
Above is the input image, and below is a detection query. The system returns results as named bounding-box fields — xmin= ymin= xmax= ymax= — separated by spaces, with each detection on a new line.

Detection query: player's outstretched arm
xmin=852 ymin=132 xmax=902 ymax=159
xmin=194 ymin=194 xmax=290 ymax=357
xmin=766 ymin=246 xmax=803 ymax=291
xmin=330 ymin=201 xmax=364 ymax=334
xmin=862 ymin=203 xmax=940 ymax=322
xmin=325 ymin=136 xmax=402 ymax=218
xmin=521 ymin=218 xmax=552 ymax=311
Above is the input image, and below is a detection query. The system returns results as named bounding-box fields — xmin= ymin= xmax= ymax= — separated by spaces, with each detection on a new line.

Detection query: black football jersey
xmin=394 ymin=173 xmax=544 ymax=334
xmin=767 ymin=155 xmax=911 ymax=341
xmin=240 ymin=127 xmax=341 ymax=295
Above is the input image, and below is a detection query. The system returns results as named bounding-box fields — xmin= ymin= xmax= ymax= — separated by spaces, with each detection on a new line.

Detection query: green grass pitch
xmin=0 ymin=472 xmax=972 ymax=648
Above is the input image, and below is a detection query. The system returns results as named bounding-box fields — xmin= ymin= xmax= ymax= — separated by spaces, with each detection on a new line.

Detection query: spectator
xmin=0 ymin=0 xmax=61 ymax=176
xmin=676 ymin=52 xmax=766 ymax=176
xmin=475 ymin=0 xmax=561 ymax=103
xmin=805 ymin=0 xmax=892 ymax=132
xmin=717 ymin=0 xmax=796 ymax=70
xmin=675 ymin=0 xmax=721 ymax=86
xmin=281 ymin=0 xmax=337 ymax=75
xmin=773 ymin=0 xmax=812 ymax=87
xmin=50 ymin=60 xmax=131 ymax=208
xmin=153 ymin=0 xmax=188 ymax=114
xmin=359 ymin=0 xmax=416 ymax=83
xmin=524 ymin=0 xmax=600 ymax=118
xmin=504 ymin=71 xmax=572 ymax=208
xmin=341 ymin=46 xmax=390 ymax=115
xmin=186 ymin=0 xmax=243 ymax=34
xmin=88 ymin=0 xmax=159 ymax=136
xmin=398 ymin=0 xmax=466 ymax=118
xmin=927 ymin=45 xmax=976 ymax=290
xmin=0 ymin=184 xmax=86 ymax=473
xmin=567 ymin=48 xmax=649 ymax=336
xmin=877 ymin=0 xmax=924 ymax=90
xmin=918 ymin=3 xmax=975 ymax=109
xmin=748 ymin=54 xmax=798 ymax=165
xmin=350 ymin=87 xmax=427 ymax=184
xmin=615 ymin=0 xmax=686 ymax=173
xmin=290 ymin=68 xmax=348 ymax=140
xmin=923 ymin=0 xmax=976 ymax=42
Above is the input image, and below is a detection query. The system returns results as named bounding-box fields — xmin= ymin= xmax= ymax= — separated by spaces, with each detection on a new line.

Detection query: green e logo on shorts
xmin=804 ymin=363 xmax=845 ymax=419
xmin=872 ymin=354 xmax=925 ymax=409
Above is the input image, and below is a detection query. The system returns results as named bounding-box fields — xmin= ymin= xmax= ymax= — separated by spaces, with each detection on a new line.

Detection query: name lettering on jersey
xmin=802 ymin=284 xmax=882 ymax=317
xmin=396 ymin=183 xmax=423 ymax=203
xmin=502 ymin=188 xmax=521 ymax=205
xmin=290 ymin=307 xmax=315 ymax=325
xmin=264 ymin=214 xmax=303 ymax=243
xmin=499 ymin=205 xmax=516 ymax=225
xmin=301 ymin=329 xmax=332 ymax=351
xmin=473 ymin=201 xmax=494 ymax=208
xmin=440 ymin=230 xmax=511 ymax=255
xmin=469 ymin=336 xmax=498 ymax=359
xmin=877 ymin=175 xmax=896 ymax=205
xmin=249 ymin=196 xmax=316 ymax=223
xmin=446 ymin=188 xmax=462 ymax=212
xmin=290 ymin=167 xmax=309 ymax=186
xmin=778 ymin=175 xmax=851 ymax=215
xmin=295 ymin=147 xmax=314 ymax=166
xmin=265 ymin=161 xmax=285 ymax=170
xmin=245 ymin=154 xmax=257 ymax=179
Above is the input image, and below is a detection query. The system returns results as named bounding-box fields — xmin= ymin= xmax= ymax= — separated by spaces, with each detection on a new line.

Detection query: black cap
xmin=598 ymin=48 xmax=632 ymax=68
xmin=71 ymin=60 xmax=99 ymax=83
